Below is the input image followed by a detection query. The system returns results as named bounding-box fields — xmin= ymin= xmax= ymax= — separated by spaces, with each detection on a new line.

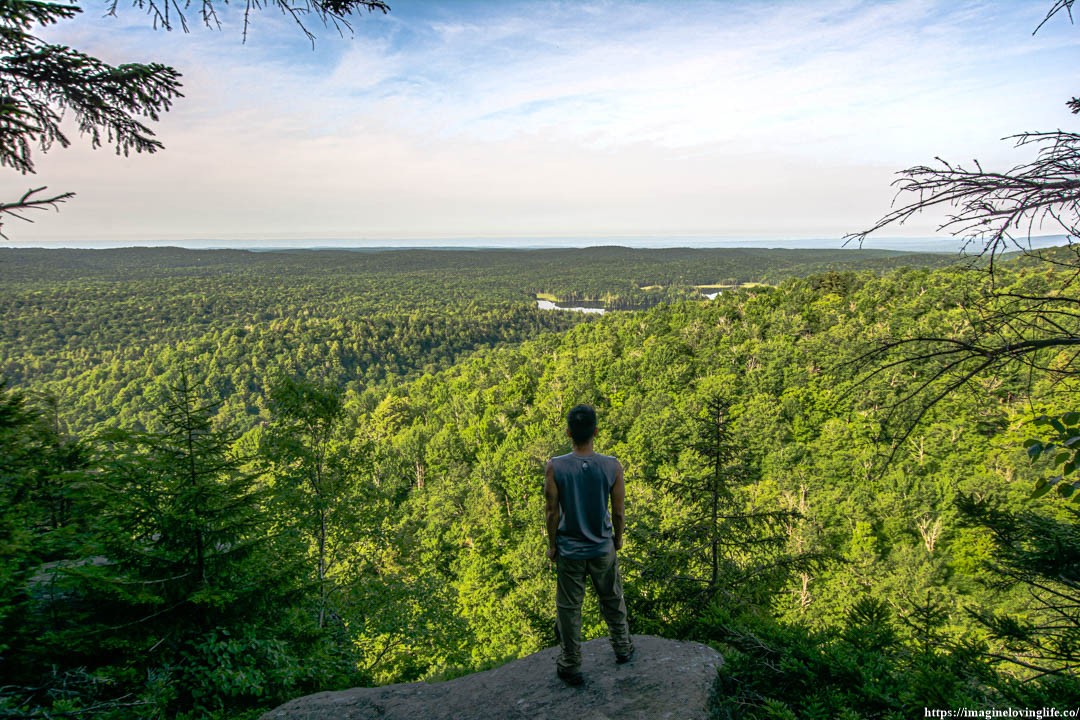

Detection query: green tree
xmin=633 ymin=394 xmax=818 ymax=627
xmin=0 ymin=380 xmax=101 ymax=713
xmin=71 ymin=369 xmax=297 ymax=714
xmin=957 ymin=493 xmax=1080 ymax=679
xmin=843 ymin=0 xmax=1080 ymax=690
xmin=843 ymin=1 xmax=1080 ymax=469
xmin=0 ymin=380 xmax=46 ymax=661
xmin=262 ymin=374 xmax=359 ymax=630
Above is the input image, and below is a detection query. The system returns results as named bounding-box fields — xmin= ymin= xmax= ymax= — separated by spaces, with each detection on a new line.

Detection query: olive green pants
xmin=555 ymin=545 xmax=633 ymax=671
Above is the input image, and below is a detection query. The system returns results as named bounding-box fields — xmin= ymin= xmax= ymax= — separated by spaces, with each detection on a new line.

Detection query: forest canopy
xmin=2 ymin=245 xmax=1078 ymax=717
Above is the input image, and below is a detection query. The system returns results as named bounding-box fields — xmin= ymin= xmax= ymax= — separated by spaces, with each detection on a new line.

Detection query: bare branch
xmin=1035 ymin=0 xmax=1074 ymax=34
xmin=0 ymin=185 xmax=73 ymax=238
xmin=844 ymin=133 xmax=1080 ymax=271
xmin=115 ymin=0 xmax=390 ymax=43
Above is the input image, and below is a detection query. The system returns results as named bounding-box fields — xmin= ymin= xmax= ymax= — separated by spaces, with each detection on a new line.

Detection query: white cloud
xmin=8 ymin=0 xmax=1079 ymax=244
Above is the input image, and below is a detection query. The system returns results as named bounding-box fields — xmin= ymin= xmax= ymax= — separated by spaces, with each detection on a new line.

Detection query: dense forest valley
xmin=0 ymin=246 xmax=961 ymax=432
xmin=2 ymin=245 xmax=1078 ymax=718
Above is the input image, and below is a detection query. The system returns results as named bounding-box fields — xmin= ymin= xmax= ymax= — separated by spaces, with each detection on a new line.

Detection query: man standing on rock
xmin=544 ymin=403 xmax=634 ymax=685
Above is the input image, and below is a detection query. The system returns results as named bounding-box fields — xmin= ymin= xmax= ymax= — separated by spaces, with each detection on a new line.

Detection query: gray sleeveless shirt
xmin=551 ymin=451 xmax=618 ymax=559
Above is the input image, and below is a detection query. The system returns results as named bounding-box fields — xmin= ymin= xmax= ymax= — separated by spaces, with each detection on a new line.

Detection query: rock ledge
xmin=260 ymin=634 xmax=722 ymax=720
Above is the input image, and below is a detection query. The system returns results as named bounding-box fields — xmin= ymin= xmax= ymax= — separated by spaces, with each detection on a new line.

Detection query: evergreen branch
xmin=0 ymin=699 xmax=153 ymax=719
xmin=982 ymin=652 xmax=1062 ymax=679
xmin=0 ymin=44 xmax=183 ymax=174
xmin=100 ymin=598 xmax=186 ymax=631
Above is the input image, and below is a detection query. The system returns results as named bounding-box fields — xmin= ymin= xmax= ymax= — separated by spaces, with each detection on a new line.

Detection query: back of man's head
xmin=567 ymin=404 xmax=597 ymax=446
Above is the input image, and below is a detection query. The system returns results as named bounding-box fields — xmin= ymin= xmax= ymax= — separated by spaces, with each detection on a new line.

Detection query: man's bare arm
xmin=611 ymin=461 xmax=625 ymax=551
xmin=544 ymin=461 xmax=560 ymax=558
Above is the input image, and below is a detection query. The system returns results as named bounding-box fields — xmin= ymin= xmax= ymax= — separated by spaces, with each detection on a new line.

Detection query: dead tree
xmin=835 ymin=2 xmax=1080 ymax=474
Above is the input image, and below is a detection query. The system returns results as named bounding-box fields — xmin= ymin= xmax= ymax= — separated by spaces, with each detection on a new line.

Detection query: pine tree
xmin=0 ymin=382 xmax=123 ymax=715
xmin=634 ymin=394 xmax=821 ymax=625
xmin=957 ymin=493 xmax=1080 ymax=683
xmin=0 ymin=380 xmax=43 ymax=663
xmin=40 ymin=368 xmax=306 ymax=714
xmin=96 ymin=369 xmax=270 ymax=619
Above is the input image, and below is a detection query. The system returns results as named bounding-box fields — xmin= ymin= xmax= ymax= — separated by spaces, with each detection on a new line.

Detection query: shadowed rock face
xmin=260 ymin=635 xmax=723 ymax=720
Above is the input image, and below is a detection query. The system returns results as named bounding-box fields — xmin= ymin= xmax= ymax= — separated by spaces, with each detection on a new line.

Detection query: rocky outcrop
xmin=260 ymin=634 xmax=723 ymax=720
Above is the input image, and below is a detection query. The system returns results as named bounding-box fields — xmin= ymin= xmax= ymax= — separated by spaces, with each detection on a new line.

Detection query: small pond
xmin=536 ymin=299 xmax=606 ymax=314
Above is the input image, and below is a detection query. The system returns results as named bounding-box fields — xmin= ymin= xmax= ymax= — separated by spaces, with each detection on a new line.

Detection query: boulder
xmin=260 ymin=634 xmax=723 ymax=720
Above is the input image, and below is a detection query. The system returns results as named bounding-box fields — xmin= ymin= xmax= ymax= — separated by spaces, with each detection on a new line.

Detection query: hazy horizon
xmin=2 ymin=234 xmax=1072 ymax=254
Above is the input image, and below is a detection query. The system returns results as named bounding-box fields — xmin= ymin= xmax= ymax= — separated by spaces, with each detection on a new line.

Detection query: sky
xmin=4 ymin=0 xmax=1079 ymax=247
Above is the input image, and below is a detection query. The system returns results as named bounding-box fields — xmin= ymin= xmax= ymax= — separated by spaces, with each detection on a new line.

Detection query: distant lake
xmin=538 ymin=290 xmax=722 ymax=313
xmin=536 ymin=299 xmax=606 ymax=314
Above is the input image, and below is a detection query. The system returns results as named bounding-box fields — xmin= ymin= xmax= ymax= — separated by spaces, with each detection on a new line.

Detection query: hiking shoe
xmin=557 ymin=667 xmax=584 ymax=686
xmin=615 ymin=647 xmax=635 ymax=664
